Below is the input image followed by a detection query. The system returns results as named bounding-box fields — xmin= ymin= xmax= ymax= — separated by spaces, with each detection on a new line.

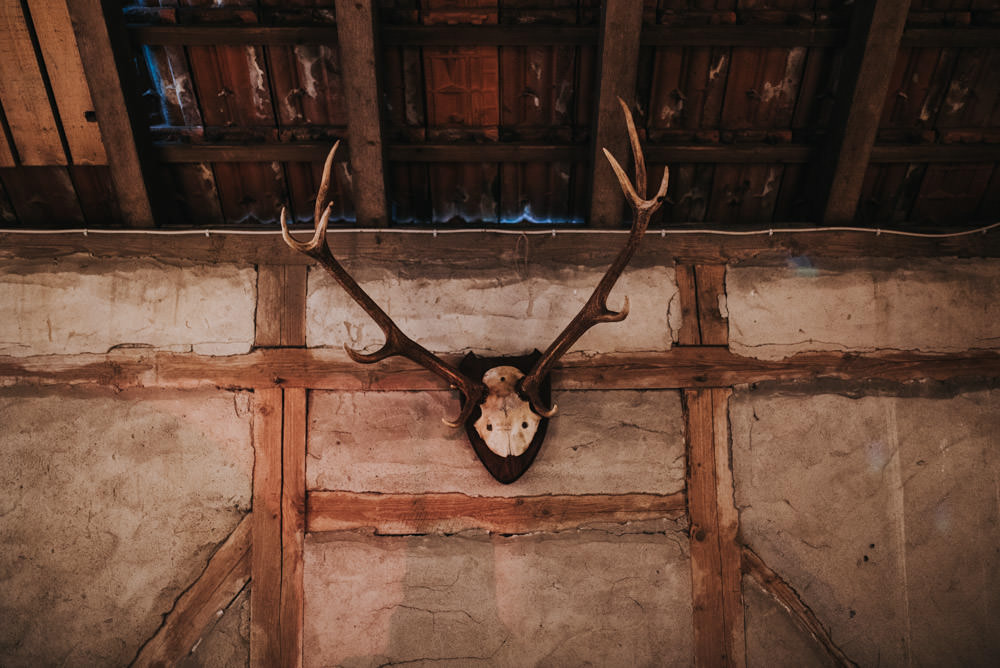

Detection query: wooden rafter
xmin=152 ymin=141 xmax=1000 ymax=165
xmin=816 ymin=0 xmax=910 ymax=224
xmin=65 ymin=0 xmax=156 ymax=227
xmin=333 ymin=0 xmax=387 ymax=227
xmin=128 ymin=23 xmax=1000 ymax=49
xmin=588 ymin=0 xmax=644 ymax=228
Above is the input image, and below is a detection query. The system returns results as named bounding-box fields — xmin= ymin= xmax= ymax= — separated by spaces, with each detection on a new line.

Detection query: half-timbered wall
xmin=1 ymin=248 xmax=998 ymax=666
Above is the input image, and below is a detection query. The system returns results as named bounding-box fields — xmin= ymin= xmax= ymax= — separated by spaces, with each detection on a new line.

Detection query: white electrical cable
xmin=0 ymin=221 xmax=997 ymax=238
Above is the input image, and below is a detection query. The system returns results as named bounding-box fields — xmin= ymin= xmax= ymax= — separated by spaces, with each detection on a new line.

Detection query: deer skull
xmin=474 ymin=366 xmax=540 ymax=458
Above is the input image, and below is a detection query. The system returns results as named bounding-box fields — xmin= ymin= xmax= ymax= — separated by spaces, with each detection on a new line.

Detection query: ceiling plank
xmin=588 ymin=0 xmax=644 ymax=228
xmin=25 ymin=0 xmax=106 ymax=165
xmin=65 ymin=0 xmax=156 ymax=227
xmin=817 ymin=0 xmax=909 ymax=224
xmin=333 ymin=0 xmax=388 ymax=227
xmin=0 ymin=0 xmax=66 ymax=165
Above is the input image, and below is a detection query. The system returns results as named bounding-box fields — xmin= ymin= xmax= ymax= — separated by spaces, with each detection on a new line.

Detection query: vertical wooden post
xmin=588 ymin=0 xmax=644 ymax=228
xmin=280 ymin=388 xmax=307 ymax=668
xmin=251 ymin=387 xmax=283 ymax=668
xmin=334 ymin=0 xmax=388 ymax=227
xmin=683 ymin=263 xmax=744 ymax=667
xmin=256 ymin=265 xmax=309 ymax=348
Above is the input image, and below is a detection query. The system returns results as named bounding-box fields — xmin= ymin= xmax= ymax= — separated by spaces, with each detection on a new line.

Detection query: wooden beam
xmin=333 ymin=0 xmax=387 ymax=226
xmin=250 ymin=388 xmax=283 ymax=668
xmin=0 ymin=0 xmax=66 ymax=165
xmin=280 ymin=388 xmax=306 ymax=668
xmin=306 ymin=491 xmax=686 ymax=535
xmin=25 ymin=0 xmax=106 ymax=165
xmin=65 ymin=0 xmax=156 ymax=227
xmin=713 ymin=388 xmax=745 ymax=668
xmin=742 ymin=546 xmax=858 ymax=667
xmin=128 ymin=23 xmax=1000 ymax=49
xmin=153 ymin=141 xmax=1000 ymax=165
xmin=589 ymin=0 xmax=644 ymax=228
xmin=674 ymin=265 xmax=701 ymax=346
xmin=132 ymin=514 xmax=252 ymax=667
xmin=685 ymin=388 xmax=728 ymax=667
xmin=0 ymin=105 xmax=15 ymax=166
xmin=3 ymin=348 xmax=1000 ymax=392
xmin=255 ymin=265 xmax=308 ymax=348
xmin=3 ymin=228 xmax=1000 ymax=267
xmin=695 ymin=265 xmax=728 ymax=347
xmin=817 ymin=0 xmax=909 ymax=224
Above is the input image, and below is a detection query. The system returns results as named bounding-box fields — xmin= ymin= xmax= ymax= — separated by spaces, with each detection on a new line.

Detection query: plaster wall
xmin=726 ymin=259 xmax=1000 ymax=360
xmin=0 ymin=387 xmax=254 ymax=666
xmin=0 ymin=257 xmax=256 ymax=357
xmin=306 ymin=264 xmax=680 ymax=356
xmin=731 ymin=388 xmax=1000 ymax=666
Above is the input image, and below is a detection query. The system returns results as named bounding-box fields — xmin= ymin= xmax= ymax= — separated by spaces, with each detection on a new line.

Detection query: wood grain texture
xmin=3 ymin=348 xmax=1000 ymax=391
xmin=280 ymin=388 xmax=306 ymax=668
xmin=818 ymin=0 xmax=909 ymax=224
xmin=132 ymin=514 xmax=252 ymax=668
xmin=695 ymin=265 xmax=728 ymax=346
xmin=742 ymin=545 xmax=858 ymax=668
xmin=25 ymin=0 xmax=106 ymax=165
xmin=5 ymin=229 xmax=998 ymax=266
xmin=65 ymin=0 xmax=155 ymax=226
xmin=0 ymin=0 xmax=66 ymax=165
xmin=685 ymin=388 xmax=728 ymax=667
xmin=255 ymin=265 xmax=307 ymax=348
xmin=333 ymin=0 xmax=387 ymax=226
xmin=250 ymin=388 xmax=283 ymax=668
xmin=129 ymin=23 xmax=998 ymax=49
xmin=713 ymin=388 xmax=745 ymax=668
xmin=674 ymin=265 xmax=701 ymax=346
xmin=306 ymin=491 xmax=686 ymax=535
xmin=589 ymin=0 xmax=644 ymax=228
xmin=0 ymin=115 xmax=14 ymax=167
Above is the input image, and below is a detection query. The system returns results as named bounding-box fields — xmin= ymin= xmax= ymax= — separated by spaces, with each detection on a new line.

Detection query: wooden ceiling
xmin=0 ymin=0 xmax=998 ymax=231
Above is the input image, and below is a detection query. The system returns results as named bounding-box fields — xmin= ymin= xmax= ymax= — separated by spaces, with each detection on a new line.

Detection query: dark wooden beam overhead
xmin=333 ymin=0 xmax=387 ymax=227
xmin=589 ymin=0 xmax=644 ymax=228
xmin=816 ymin=0 xmax=909 ymax=225
xmin=129 ymin=23 xmax=1000 ymax=49
xmin=65 ymin=0 xmax=157 ymax=227
xmin=153 ymin=141 xmax=1000 ymax=165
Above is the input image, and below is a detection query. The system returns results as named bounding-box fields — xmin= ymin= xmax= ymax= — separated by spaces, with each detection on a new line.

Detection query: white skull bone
xmin=473 ymin=366 xmax=541 ymax=458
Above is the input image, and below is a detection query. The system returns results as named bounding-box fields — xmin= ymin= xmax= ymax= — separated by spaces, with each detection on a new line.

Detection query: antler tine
xmin=618 ymin=97 xmax=646 ymax=199
xmin=519 ymin=100 xmax=669 ymax=418
xmin=279 ymin=142 xmax=487 ymax=428
xmin=280 ymin=141 xmax=340 ymax=253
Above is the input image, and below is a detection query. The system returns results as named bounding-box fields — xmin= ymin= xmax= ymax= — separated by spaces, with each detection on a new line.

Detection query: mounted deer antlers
xmin=279 ymin=99 xmax=668 ymax=483
xmin=519 ymin=98 xmax=669 ymax=417
xmin=280 ymin=141 xmax=487 ymax=428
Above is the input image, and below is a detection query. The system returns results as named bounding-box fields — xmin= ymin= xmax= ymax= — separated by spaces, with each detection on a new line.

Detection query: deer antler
xmin=280 ymin=141 xmax=487 ymax=427
xmin=519 ymin=98 xmax=669 ymax=418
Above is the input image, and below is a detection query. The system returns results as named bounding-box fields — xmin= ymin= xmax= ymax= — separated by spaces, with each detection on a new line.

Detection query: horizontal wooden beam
xmin=152 ymin=141 xmax=1000 ymax=164
xmin=2 ymin=348 xmax=998 ymax=391
xmin=3 ymin=229 xmax=999 ymax=266
xmin=128 ymin=24 xmax=999 ymax=49
xmin=306 ymin=491 xmax=686 ymax=534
